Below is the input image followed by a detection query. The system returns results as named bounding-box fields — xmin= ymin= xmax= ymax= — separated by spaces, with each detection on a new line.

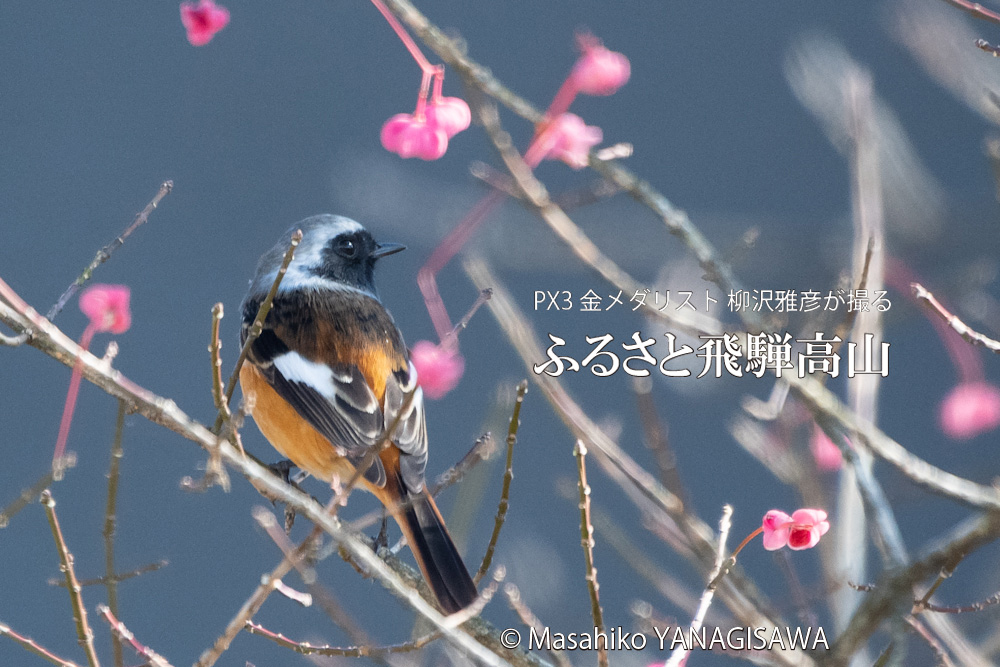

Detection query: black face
xmin=314 ymin=229 xmax=401 ymax=293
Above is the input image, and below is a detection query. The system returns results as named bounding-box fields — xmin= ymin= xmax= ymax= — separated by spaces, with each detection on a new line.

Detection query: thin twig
xmin=573 ymin=440 xmax=607 ymax=667
xmin=831 ymin=512 xmax=1000 ymax=661
xmin=442 ymin=287 xmax=493 ymax=349
xmin=504 ymin=584 xmax=573 ymax=667
xmin=103 ymin=400 xmax=127 ymax=667
xmin=251 ymin=506 xmax=381 ymax=659
xmin=41 ymin=490 xmax=100 ymax=667
xmin=272 ymin=578 xmax=312 ymax=606
xmin=442 ymin=567 xmax=505 ymax=628
xmin=632 ymin=376 xmax=687 ymax=507
xmin=47 ymin=180 xmax=172 ymax=321
xmin=0 ymin=330 xmax=28 ymax=346
xmin=212 ymin=229 xmax=302 ymax=434
xmin=97 ymin=605 xmax=174 ymax=667
xmin=976 ymin=39 xmax=1000 ymax=56
xmin=872 ymin=641 xmax=895 ymax=667
xmin=913 ymin=554 xmax=964 ymax=613
xmin=50 ymin=560 xmax=169 ymax=588
xmin=828 ymin=237 xmax=875 ymax=363
xmin=925 ymin=593 xmax=1000 ymax=614
xmin=906 ymin=616 xmax=956 ymax=667
xmin=666 ymin=505 xmax=733 ymax=667
xmin=0 ymin=466 xmax=64 ymax=528
xmin=588 ymin=505 xmax=702 ymax=614
xmin=912 ymin=283 xmax=1000 ymax=354
xmin=185 ymin=302 xmax=235 ymax=492
xmin=0 ymin=621 xmax=82 ymax=667
xmin=430 ymin=433 xmax=497 ymax=496
xmin=209 ymin=303 xmax=229 ymax=418
xmin=246 ymin=620 xmax=438 ymax=656
xmin=195 ymin=517 xmax=327 ymax=667
xmin=938 ymin=0 xmax=1000 ymax=24
xmin=476 ymin=380 xmax=527 ymax=583
xmin=850 ymin=574 xmax=1000 ymax=614
xmin=470 ymin=161 xmax=621 ymax=211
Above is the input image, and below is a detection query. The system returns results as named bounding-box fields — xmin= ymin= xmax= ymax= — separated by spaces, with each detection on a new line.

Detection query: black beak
xmin=371 ymin=242 xmax=406 ymax=259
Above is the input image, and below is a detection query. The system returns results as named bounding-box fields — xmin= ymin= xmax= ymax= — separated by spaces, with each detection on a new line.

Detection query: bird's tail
xmin=393 ymin=490 xmax=478 ymax=614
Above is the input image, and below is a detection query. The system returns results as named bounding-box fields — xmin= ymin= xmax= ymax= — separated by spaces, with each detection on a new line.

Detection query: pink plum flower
xmin=425 ymin=96 xmax=471 ymax=138
xmin=717 ymin=507 xmax=831 ymax=590
xmin=810 ymin=424 xmax=843 ymax=472
xmin=571 ymin=33 xmax=631 ymax=96
xmin=541 ymin=113 xmax=603 ymax=170
xmin=939 ymin=381 xmax=1000 ymax=440
xmin=180 ymin=0 xmax=230 ymax=47
xmin=53 ymin=285 xmax=133 ymax=473
xmin=371 ymin=0 xmax=467 ymax=160
xmin=381 ymin=114 xmax=449 ymax=161
xmin=410 ymin=340 xmax=464 ymax=399
xmin=762 ymin=509 xmax=830 ymax=551
xmin=79 ymin=284 xmax=132 ymax=334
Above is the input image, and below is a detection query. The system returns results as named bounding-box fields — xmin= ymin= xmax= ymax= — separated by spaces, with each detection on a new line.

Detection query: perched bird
xmin=239 ymin=214 xmax=477 ymax=613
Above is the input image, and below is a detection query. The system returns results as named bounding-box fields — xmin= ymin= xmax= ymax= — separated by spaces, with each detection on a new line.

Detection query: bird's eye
xmin=337 ymin=238 xmax=357 ymax=258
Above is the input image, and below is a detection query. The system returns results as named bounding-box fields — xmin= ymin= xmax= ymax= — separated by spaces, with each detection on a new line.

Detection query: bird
xmin=238 ymin=214 xmax=478 ymax=614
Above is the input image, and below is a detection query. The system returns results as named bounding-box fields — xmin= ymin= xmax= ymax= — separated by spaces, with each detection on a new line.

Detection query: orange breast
xmin=240 ymin=363 xmax=355 ymax=483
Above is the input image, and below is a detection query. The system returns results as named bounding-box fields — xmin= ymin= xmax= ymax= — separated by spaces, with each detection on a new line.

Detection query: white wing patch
xmin=273 ymin=352 xmax=337 ymax=398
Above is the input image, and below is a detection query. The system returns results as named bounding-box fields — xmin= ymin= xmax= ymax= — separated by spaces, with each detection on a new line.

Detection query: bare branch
xmin=41 ymin=490 xmax=100 ymax=667
xmin=0 ymin=621 xmax=82 ymax=667
xmin=103 ymin=400 xmax=128 ymax=667
xmin=212 ymin=228 xmax=302 ymax=433
xmin=47 ymin=180 xmax=172 ymax=322
xmin=504 ymin=584 xmax=573 ymax=667
xmin=831 ymin=512 xmax=1000 ymax=661
xmin=666 ymin=505 xmax=733 ymax=667
xmin=97 ymin=605 xmax=173 ymax=667
xmin=476 ymin=380 xmax=527 ymax=583
xmin=573 ymin=440 xmax=607 ymax=667
xmin=0 ymin=465 xmax=68 ymax=528
xmin=912 ymin=282 xmax=1000 ymax=354
xmin=938 ymin=0 xmax=1000 ymax=24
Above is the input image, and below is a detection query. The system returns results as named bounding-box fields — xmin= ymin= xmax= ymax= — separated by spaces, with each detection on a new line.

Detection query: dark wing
xmin=243 ymin=324 xmax=387 ymax=486
xmin=383 ymin=360 xmax=429 ymax=494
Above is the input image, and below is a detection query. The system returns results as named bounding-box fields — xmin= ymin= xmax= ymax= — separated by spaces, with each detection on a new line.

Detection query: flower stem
xmin=432 ymin=69 xmax=444 ymax=101
xmin=417 ymin=189 xmax=506 ymax=342
xmin=53 ymin=324 xmax=96 ymax=472
xmin=731 ymin=526 xmax=763 ymax=560
xmin=370 ymin=0 xmax=436 ymax=74
xmin=707 ymin=526 xmax=762 ymax=590
xmin=545 ymin=76 xmax=579 ymax=122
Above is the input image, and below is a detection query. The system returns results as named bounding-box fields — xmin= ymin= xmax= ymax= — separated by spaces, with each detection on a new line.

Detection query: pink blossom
xmin=79 ymin=285 xmax=132 ymax=335
xmin=939 ymin=381 xmax=1000 ymax=440
xmin=571 ymin=33 xmax=631 ymax=96
xmin=542 ymin=113 xmax=603 ymax=170
xmin=410 ymin=340 xmax=464 ymax=399
xmin=425 ymin=96 xmax=471 ymax=138
xmin=810 ymin=424 xmax=843 ymax=471
xmin=762 ymin=509 xmax=829 ymax=551
xmin=180 ymin=0 xmax=230 ymax=47
xmin=53 ymin=284 xmax=133 ymax=472
xmin=381 ymin=113 xmax=449 ymax=160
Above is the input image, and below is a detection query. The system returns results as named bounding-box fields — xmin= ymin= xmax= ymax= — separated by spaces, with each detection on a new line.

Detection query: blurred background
xmin=2 ymin=1 xmax=1000 ymax=665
